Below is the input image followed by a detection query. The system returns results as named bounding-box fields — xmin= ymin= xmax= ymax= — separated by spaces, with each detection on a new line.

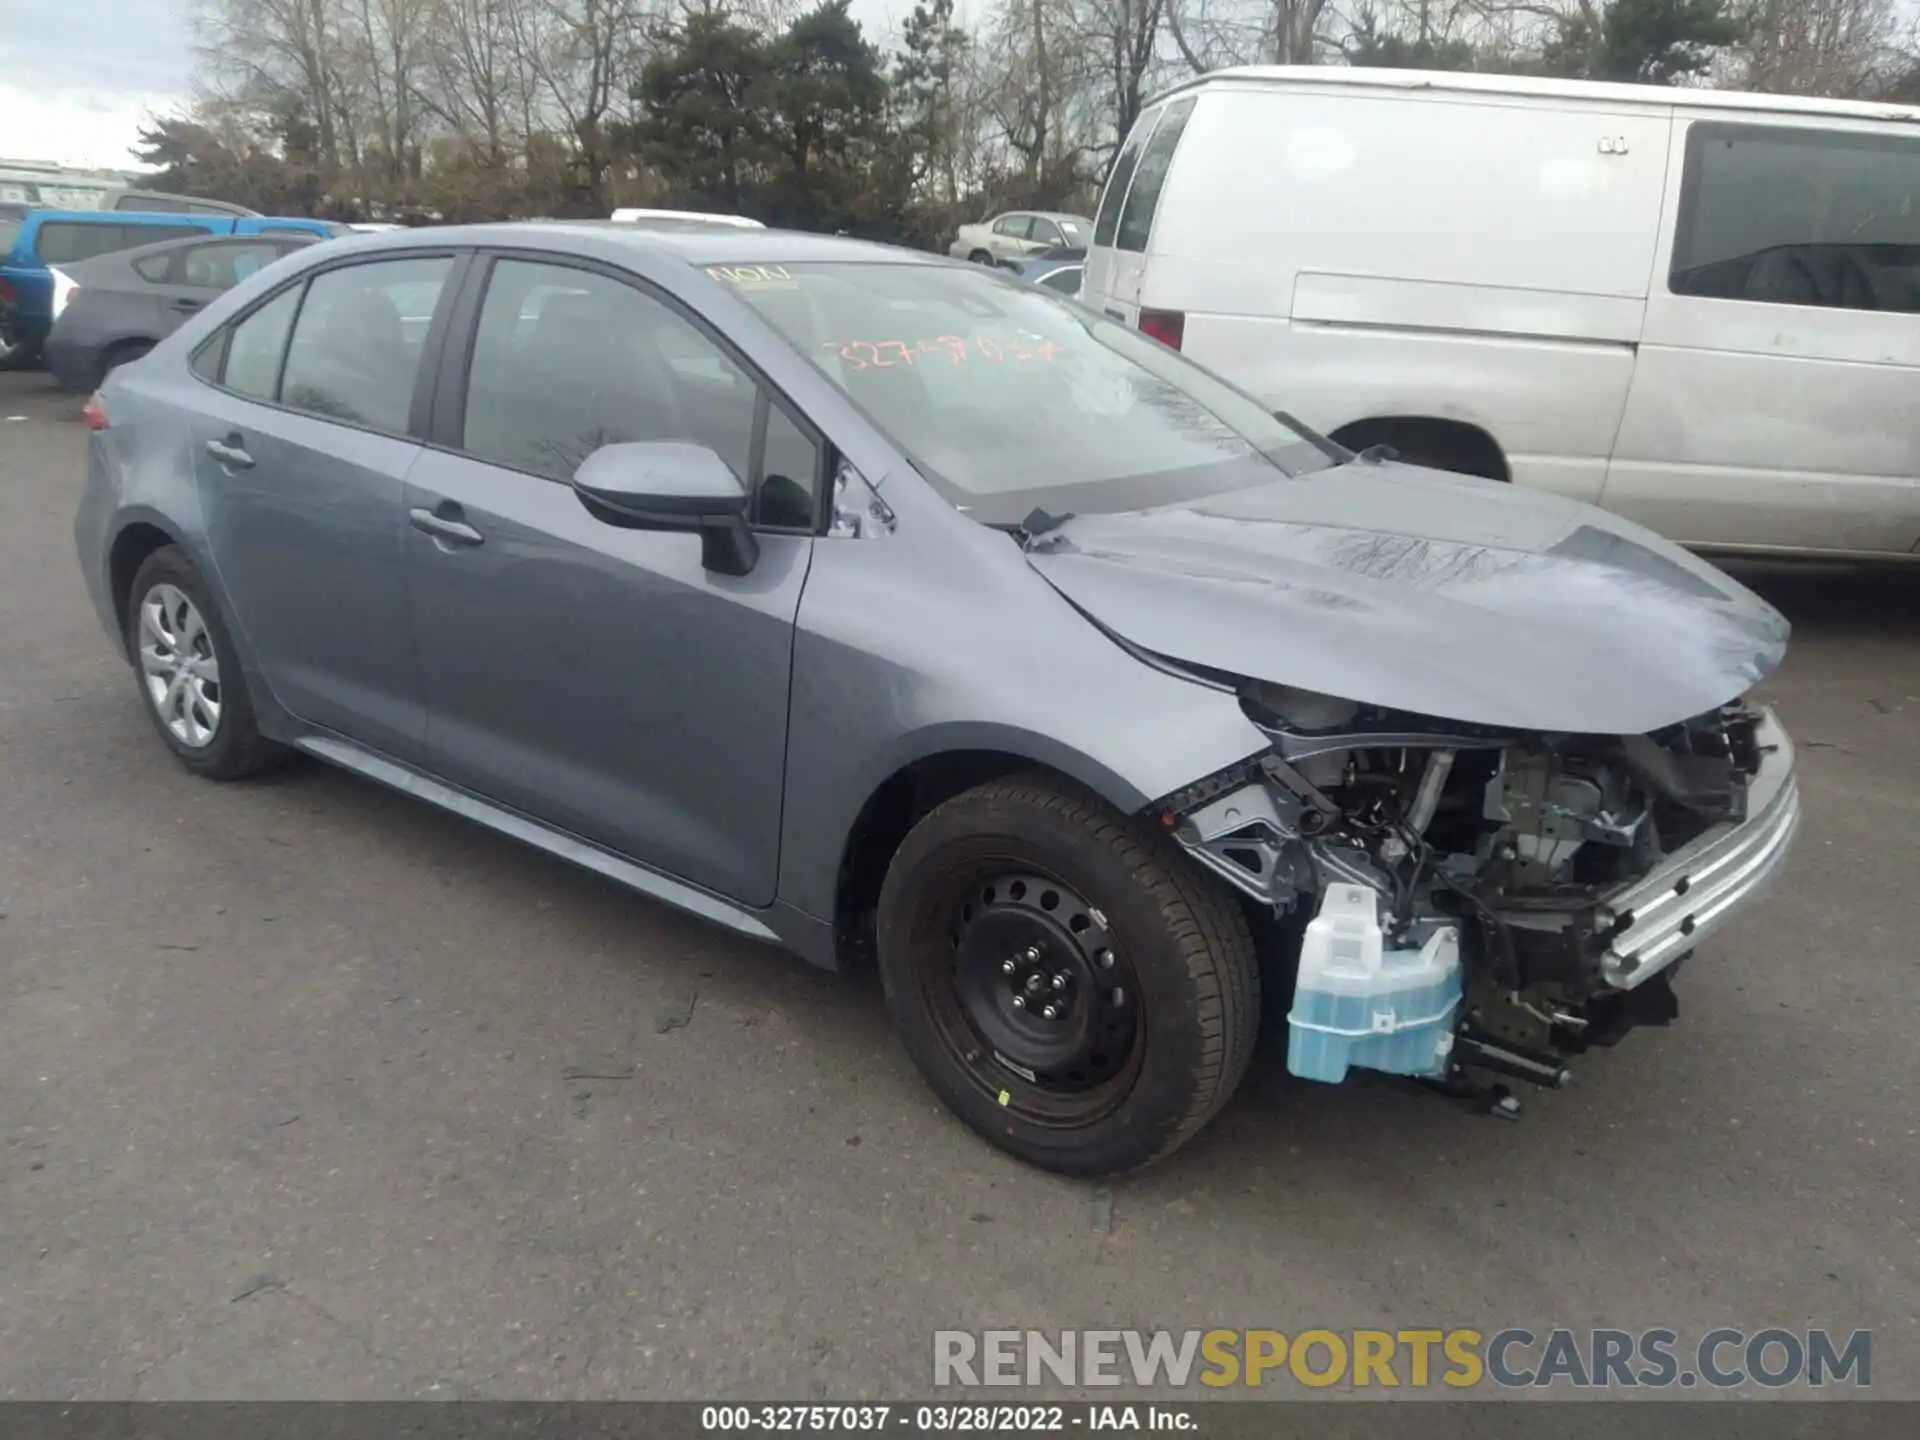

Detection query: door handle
xmin=408 ymin=506 xmax=485 ymax=547
xmin=204 ymin=436 xmax=253 ymax=469
xmin=170 ymin=298 xmax=205 ymax=313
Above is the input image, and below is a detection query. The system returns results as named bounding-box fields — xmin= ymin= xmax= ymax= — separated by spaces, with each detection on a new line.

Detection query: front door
xmin=404 ymin=255 xmax=826 ymax=906
xmin=1605 ymin=116 xmax=1920 ymax=554
xmin=192 ymin=254 xmax=458 ymax=761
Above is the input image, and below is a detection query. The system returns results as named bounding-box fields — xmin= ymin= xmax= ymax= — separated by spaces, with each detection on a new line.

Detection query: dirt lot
xmin=2 ymin=367 xmax=1916 ymax=1400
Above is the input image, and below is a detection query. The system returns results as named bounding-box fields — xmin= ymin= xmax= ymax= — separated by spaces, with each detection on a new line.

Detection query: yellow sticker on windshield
xmin=704 ymin=263 xmax=797 ymax=290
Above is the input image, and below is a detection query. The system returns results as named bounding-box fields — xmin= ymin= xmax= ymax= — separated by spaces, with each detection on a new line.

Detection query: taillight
xmin=0 ymin=277 xmax=13 ymax=304
xmin=1138 ymin=308 xmax=1185 ymax=350
xmin=82 ymin=393 xmax=109 ymax=431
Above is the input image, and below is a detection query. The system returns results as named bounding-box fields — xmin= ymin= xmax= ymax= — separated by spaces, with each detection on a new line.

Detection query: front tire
xmin=877 ymin=775 xmax=1259 ymax=1175
xmin=125 ymin=545 xmax=287 ymax=780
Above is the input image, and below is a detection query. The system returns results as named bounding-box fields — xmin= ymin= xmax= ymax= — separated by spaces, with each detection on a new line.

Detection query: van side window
xmin=1094 ymin=110 xmax=1159 ymax=248
xmin=1115 ymin=97 xmax=1195 ymax=253
xmin=38 ymin=222 xmax=203 ymax=265
xmin=1671 ymin=122 xmax=1920 ymax=314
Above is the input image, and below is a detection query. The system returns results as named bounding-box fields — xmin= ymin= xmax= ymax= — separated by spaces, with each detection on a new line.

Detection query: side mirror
xmin=570 ymin=441 xmax=759 ymax=576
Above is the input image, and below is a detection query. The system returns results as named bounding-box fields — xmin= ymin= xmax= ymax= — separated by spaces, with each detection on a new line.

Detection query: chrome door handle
xmin=408 ymin=507 xmax=484 ymax=546
xmin=204 ymin=438 xmax=254 ymax=469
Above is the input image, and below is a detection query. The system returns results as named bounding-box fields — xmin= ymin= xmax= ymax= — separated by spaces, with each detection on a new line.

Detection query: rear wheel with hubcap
xmin=877 ymin=774 xmax=1260 ymax=1174
xmin=125 ymin=545 xmax=286 ymax=779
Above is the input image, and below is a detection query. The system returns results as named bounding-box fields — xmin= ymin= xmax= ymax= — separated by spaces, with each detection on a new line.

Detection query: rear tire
xmin=125 ymin=545 xmax=288 ymax=780
xmin=877 ymin=774 xmax=1259 ymax=1175
xmin=967 ymin=249 xmax=994 ymax=265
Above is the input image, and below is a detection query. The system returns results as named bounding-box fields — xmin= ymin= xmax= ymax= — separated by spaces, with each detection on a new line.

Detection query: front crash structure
xmin=1162 ymin=688 xmax=1801 ymax=1106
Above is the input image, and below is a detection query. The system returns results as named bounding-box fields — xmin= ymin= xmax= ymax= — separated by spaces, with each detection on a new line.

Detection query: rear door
xmin=189 ymin=251 xmax=462 ymax=761
xmin=1085 ymin=97 xmax=1196 ymax=324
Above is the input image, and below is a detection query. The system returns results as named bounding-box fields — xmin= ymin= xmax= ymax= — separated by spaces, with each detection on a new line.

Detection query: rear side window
xmin=38 ymin=222 xmax=203 ymax=265
xmin=181 ymin=241 xmax=288 ymax=290
xmin=222 ymin=286 xmax=302 ymax=401
xmin=1039 ymin=266 xmax=1082 ymax=294
xmin=279 ymin=257 xmax=453 ymax=433
xmin=133 ymin=252 xmax=173 ymax=282
xmin=1094 ymin=111 xmax=1160 ymax=247
xmin=1115 ymin=97 xmax=1196 ymax=253
xmin=1671 ymin=122 xmax=1920 ymax=314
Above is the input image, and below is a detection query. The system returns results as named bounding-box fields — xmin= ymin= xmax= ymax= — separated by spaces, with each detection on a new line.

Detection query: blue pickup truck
xmin=1 ymin=209 xmax=342 ymax=364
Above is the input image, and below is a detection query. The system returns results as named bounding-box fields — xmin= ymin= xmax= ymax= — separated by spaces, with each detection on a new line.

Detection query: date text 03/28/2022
xmin=701 ymin=1405 xmax=1192 ymax=1432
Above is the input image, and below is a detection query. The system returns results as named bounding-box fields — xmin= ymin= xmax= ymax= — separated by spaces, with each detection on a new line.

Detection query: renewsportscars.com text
xmin=932 ymin=1328 xmax=1871 ymax=1391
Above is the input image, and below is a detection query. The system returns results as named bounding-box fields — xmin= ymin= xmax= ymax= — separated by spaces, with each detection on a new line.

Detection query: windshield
xmin=709 ymin=261 xmax=1334 ymax=521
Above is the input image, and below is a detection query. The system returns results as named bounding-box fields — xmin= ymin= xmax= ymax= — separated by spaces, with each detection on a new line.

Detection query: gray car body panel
xmin=74 ymin=222 xmax=1784 ymax=971
xmin=1026 ymin=461 xmax=1789 ymax=735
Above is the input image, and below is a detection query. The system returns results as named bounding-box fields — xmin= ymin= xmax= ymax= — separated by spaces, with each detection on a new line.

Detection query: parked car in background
xmin=75 ymin=224 xmax=1798 ymax=1175
xmin=100 ymin=188 xmax=258 ymax=218
xmin=1086 ymin=66 xmax=1920 ymax=560
xmin=2 ymin=210 xmax=343 ymax=366
xmin=44 ymin=231 xmax=322 ymax=392
xmin=1004 ymin=254 xmax=1083 ymax=295
xmin=949 ymin=211 xmax=1092 ymax=265
xmin=611 ymin=208 xmax=765 ymax=229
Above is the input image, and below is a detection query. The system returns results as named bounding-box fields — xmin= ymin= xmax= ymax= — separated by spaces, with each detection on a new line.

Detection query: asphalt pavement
xmin=2 ymin=367 xmax=1916 ymax=1401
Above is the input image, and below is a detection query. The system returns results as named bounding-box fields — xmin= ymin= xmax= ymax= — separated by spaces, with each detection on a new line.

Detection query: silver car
xmin=74 ymin=224 xmax=1801 ymax=1174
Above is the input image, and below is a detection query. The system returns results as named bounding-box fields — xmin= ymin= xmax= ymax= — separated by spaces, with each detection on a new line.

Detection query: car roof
xmin=334 ymin=221 xmax=941 ymax=268
xmin=1162 ymin=64 xmax=1920 ymax=126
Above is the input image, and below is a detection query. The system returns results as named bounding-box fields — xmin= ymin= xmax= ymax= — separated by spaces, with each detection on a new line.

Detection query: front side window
xmin=279 ymin=257 xmax=452 ymax=432
xmin=1116 ymin=97 xmax=1195 ymax=253
xmin=1671 ymin=122 xmax=1920 ymax=313
xmin=1039 ymin=266 xmax=1083 ymax=295
xmin=461 ymin=258 xmax=818 ymax=525
xmin=222 ymin=286 xmax=302 ymax=401
xmin=712 ymin=260 xmax=1333 ymax=524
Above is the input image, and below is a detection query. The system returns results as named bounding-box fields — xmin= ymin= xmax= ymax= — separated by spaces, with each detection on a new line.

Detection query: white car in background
xmin=949 ymin=211 xmax=1092 ymax=265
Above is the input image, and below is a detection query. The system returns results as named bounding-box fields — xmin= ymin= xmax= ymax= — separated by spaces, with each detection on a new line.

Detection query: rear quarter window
xmin=1094 ymin=111 xmax=1160 ymax=247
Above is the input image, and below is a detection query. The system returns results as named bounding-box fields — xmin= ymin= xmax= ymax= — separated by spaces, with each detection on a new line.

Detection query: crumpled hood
xmin=1025 ymin=462 xmax=1789 ymax=735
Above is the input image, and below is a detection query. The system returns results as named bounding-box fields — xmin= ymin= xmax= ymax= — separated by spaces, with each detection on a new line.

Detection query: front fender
xmin=775 ymin=515 xmax=1271 ymax=923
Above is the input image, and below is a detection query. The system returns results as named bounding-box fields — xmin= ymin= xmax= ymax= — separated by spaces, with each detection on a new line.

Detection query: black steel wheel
xmin=877 ymin=773 xmax=1260 ymax=1175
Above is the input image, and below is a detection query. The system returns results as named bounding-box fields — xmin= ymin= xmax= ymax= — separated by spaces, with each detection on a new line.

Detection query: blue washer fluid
xmin=1286 ymin=885 xmax=1463 ymax=1083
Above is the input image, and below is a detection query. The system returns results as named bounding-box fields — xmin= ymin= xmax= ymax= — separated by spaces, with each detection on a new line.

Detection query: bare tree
xmin=1742 ymin=0 xmax=1900 ymax=95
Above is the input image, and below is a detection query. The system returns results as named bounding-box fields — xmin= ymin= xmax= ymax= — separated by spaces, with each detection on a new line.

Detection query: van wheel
xmin=967 ymin=249 xmax=994 ymax=265
xmin=876 ymin=774 xmax=1259 ymax=1175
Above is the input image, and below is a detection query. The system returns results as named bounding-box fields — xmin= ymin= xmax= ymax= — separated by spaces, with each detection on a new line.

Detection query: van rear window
xmin=1115 ymin=97 xmax=1195 ymax=253
xmin=1093 ymin=110 xmax=1159 ymax=248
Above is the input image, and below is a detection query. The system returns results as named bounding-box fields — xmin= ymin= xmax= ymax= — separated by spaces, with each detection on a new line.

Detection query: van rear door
xmin=1087 ymin=97 xmax=1196 ymax=327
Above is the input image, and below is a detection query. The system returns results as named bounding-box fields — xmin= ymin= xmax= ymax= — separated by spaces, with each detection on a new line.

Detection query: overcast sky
xmin=0 ymin=0 xmax=918 ymax=172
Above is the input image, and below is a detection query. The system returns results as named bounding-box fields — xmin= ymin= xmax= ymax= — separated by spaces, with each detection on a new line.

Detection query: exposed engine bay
xmin=1163 ymin=681 xmax=1799 ymax=1108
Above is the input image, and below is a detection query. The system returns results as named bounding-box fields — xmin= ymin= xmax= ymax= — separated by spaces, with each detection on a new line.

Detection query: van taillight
xmin=1139 ymin=308 xmax=1185 ymax=350
xmin=82 ymin=393 xmax=109 ymax=431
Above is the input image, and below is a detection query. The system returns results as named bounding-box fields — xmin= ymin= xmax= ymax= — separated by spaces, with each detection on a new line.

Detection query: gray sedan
xmin=74 ymin=224 xmax=1800 ymax=1173
xmin=44 ymin=232 xmax=320 ymax=392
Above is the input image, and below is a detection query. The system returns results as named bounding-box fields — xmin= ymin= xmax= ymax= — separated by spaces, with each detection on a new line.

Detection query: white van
xmin=1085 ymin=67 xmax=1920 ymax=559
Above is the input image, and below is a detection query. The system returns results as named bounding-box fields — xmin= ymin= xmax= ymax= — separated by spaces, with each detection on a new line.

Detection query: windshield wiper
xmin=1020 ymin=507 xmax=1075 ymax=545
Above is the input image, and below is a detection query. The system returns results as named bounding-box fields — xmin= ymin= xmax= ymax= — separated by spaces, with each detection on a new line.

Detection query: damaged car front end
xmin=1166 ymin=685 xmax=1800 ymax=1105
